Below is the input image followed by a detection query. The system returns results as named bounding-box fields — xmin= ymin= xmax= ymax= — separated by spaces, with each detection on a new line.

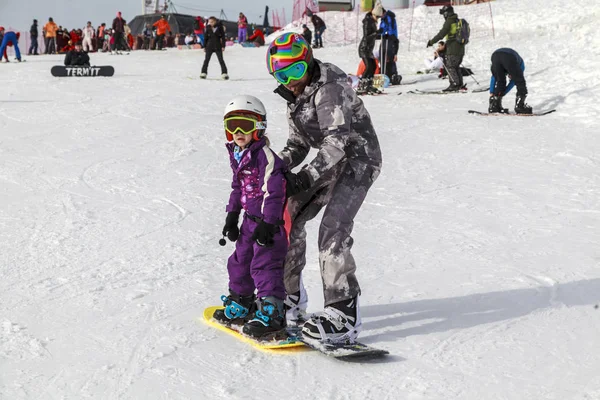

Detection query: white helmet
xmin=223 ymin=95 xmax=267 ymax=141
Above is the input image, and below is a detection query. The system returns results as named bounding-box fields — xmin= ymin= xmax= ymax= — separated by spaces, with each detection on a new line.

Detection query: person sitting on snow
xmin=246 ymin=28 xmax=265 ymax=47
xmin=64 ymin=41 xmax=90 ymax=66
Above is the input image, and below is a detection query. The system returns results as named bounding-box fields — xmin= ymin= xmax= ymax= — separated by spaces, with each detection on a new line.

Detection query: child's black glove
xmin=222 ymin=211 xmax=240 ymax=242
xmin=251 ymin=220 xmax=279 ymax=247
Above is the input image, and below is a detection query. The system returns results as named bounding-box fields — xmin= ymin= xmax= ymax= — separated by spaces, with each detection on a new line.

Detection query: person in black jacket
xmin=488 ymin=48 xmax=532 ymax=114
xmin=357 ymin=11 xmax=379 ymax=95
xmin=301 ymin=24 xmax=312 ymax=45
xmin=64 ymin=41 xmax=90 ymax=66
xmin=311 ymin=14 xmax=326 ymax=48
xmin=29 ymin=19 xmax=39 ymax=55
xmin=200 ymin=16 xmax=228 ymax=80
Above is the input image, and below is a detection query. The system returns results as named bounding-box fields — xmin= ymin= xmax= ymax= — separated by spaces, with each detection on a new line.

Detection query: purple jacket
xmin=226 ymin=138 xmax=287 ymax=225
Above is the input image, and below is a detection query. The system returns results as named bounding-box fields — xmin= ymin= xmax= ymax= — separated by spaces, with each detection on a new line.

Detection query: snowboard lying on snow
xmin=468 ymin=109 xmax=556 ymax=116
xmin=202 ymin=306 xmax=389 ymax=361
xmin=51 ymin=65 xmax=114 ymax=77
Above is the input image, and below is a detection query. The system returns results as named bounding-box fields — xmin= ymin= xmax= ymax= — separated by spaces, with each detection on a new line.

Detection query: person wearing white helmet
xmin=215 ymin=95 xmax=289 ymax=340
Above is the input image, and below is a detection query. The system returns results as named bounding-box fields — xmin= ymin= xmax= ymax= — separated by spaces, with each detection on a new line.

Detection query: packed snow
xmin=1 ymin=0 xmax=600 ymax=399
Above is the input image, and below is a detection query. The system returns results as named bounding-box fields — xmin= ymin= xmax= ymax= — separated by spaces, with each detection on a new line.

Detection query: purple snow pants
xmin=238 ymin=27 xmax=247 ymax=44
xmin=227 ymin=215 xmax=287 ymax=299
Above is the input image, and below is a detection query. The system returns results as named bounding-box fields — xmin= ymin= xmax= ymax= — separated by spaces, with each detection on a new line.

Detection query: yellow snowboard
xmin=202 ymin=306 xmax=308 ymax=354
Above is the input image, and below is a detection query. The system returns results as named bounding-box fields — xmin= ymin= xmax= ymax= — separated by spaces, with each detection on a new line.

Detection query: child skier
xmin=215 ymin=95 xmax=288 ymax=339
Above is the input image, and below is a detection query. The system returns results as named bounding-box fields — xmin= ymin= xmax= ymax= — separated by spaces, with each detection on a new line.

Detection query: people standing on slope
xmin=427 ymin=5 xmax=465 ymax=92
xmin=201 ymin=17 xmax=228 ymax=80
xmin=357 ymin=9 xmax=381 ymax=95
xmin=237 ymin=13 xmax=248 ymax=44
xmin=29 ymin=19 xmax=39 ymax=55
xmin=112 ymin=11 xmax=127 ymax=53
xmin=217 ymin=95 xmax=289 ymax=340
xmin=44 ymin=17 xmax=58 ymax=54
xmin=82 ymin=21 xmax=95 ymax=52
xmin=375 ymin=4 xmax=402 ymax=85
xmin=488 ymin=48 xmax=533 ymax=114
xmin=266 ymin=32 xmax=382 ymax=344
xmin=153 ymin=14 xmax=171 ymax=50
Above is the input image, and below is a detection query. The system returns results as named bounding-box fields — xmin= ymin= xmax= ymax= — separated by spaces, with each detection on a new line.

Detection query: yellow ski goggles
xmin=224 ymin=116 xmax=267 ymax=135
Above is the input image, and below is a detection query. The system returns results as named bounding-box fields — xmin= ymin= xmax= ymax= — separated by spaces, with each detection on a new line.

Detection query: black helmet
xmin=440 ymin=5 xmax=454 ymax=18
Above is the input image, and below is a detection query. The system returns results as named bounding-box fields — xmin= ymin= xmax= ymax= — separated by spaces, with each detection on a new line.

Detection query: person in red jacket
xmin=0 ymin=29 xmax=22 ymax=62
xmin=246 ymin=28 xmax=265 ymax=47
xmin=194 ymin=16 xmax=205 ymax=47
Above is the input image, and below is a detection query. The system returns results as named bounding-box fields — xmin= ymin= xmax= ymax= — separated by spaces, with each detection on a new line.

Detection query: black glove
xmin=284 ymin=170 xmax=311 ymax=198
xmin=426 ymin=41 xmax=432 ymax=48
xmin=222 ymin=211 xmax=240 ymax=242
xmin=251 ymin=220 xmax=279 ymax=247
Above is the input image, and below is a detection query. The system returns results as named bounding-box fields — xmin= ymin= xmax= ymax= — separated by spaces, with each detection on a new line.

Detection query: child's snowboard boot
xmin=242 ymin=296 xmax=286 ymax=340
xmin=213 ymin=290 xmax=255 ymax=326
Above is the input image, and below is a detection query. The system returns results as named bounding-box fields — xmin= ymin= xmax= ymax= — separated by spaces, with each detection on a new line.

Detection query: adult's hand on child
xmin=251 ymin=220 xmax=278 ymax=247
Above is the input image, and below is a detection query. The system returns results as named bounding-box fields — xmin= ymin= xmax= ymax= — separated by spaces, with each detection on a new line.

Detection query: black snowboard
xmin=468 ymin=109 xmax=556 ymax=116
xmin=51 ymin=65 xmax=114 ymax=77
xmin=299 ymin=336 xmax=390 ymax=361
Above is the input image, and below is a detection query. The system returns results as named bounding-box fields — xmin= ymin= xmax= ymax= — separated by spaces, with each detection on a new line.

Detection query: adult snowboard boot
xmin=213 ymin=290 xmax=255 ymax=326
xmin=356 ymin=78 xmax=369 ymax=95
xmin=302 ymin=296 xmax=362 ymax=344
xmin=488 ymin=95 xmax=508 ymax=113
xmin=366 ymin=78 xmax=382 ymax=95
xmin=200 ymin=72 xmax=207 ymax=79
xmin=221 ymin=73 xmax=229 ymax=80
xmin=242 ymin=296 xmax=286 ymax=339
xmin=284 ymin=288 xmax=308 ymax=327
xmin=515 ymin=95 xmax=533 ymax=114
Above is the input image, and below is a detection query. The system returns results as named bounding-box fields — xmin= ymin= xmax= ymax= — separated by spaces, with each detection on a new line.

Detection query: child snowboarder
xmin=216 ymin=95 xmax=288 ymax=339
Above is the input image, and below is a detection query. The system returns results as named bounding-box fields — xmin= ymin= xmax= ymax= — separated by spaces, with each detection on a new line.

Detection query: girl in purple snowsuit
xmin=214 ymin=95 xmax=288 ymax=339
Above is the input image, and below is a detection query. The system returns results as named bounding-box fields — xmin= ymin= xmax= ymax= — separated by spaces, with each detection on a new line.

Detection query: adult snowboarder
xmin=153 ymin=14 xmax=171 ymax=50
xmin=64 ymin=41 xmax=90 ymax=66
xmin=112 ymin=11 xmax=127 ymax=53
xmin=357 ymin=10 xmax=380 ymax=95
xmin=311 ymin=14 xmax=326 ymax=48
xmin=82 ymin=22 xmax=95 ymax=52
xmin=488 ymin=48 xmax=532 ymax=114
xmin=426 ymin=5 xmax=465 ymax=92
xmin=201 ymin=17 xmax=228 ymax=80
xmin=266 ymin=33 xmax=382 ymax=344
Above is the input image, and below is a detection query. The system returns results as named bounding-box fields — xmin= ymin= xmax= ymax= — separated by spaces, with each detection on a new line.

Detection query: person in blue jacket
xmin=488 ymin=48 xmax=532 ymax=114
xmin=0 ymin=27 xmax=22 ymax=62
xmin=376 ymin=5 xmax=401 ymax=85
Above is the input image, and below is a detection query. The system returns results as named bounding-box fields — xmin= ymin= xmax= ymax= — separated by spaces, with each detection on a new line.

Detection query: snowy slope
xmin=2 ymin=0 xmax=600 ymax=399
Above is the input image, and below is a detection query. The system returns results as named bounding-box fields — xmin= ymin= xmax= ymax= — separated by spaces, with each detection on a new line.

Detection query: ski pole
xmin=463 ymin=64 xmax=480 ymax=85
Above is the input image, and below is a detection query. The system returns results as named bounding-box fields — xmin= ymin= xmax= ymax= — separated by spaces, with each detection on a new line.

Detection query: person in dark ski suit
xmin=29 ymin=19 xmax=39 ymax=55
xmin=427 ymin=5 xmax=465 ymax=92
xmin=311 ymin=14 xmax=326 ymax=48
xmin=201 ymin=17 xmax=228 ymax=79
xmin=64 ymin=41 xmax=90 ymax=66
xmin=488 ymin=48 xmax=532 ymax=114
xmin=376 ymin=6 xmax=401 ymax=85
xmin=301 ymin=24 xmax=312 ymax=46
xmin=111 ymin=11 xmax=127 ymax=52
xmin=357 ymin=10 xmax=380 ymax=95
xmin=266 ymin=33 xmax=382 ymax=344
xmin=217 ymin=95 xmax=288 ymax=339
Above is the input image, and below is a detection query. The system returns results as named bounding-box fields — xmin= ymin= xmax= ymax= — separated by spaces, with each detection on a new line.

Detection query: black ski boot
xmin=356 ymin=78 xmax=369 ymax=95
xmin=391 ymin=73 xmax=402 ymax=85
xmin=488 ymin=95 xmax=508 ymax=113
xmin=515 ymin=95 xmax=533 ymax=114
xmin=366 ymin=78 xmax=382 ymax=95
xmin=442 ymin=84 xmax=460 ymax=92
xmin=213 ymin=290 xmax=255 ymax=326
xmin=242 ymin=296 xmax=286 ymax=340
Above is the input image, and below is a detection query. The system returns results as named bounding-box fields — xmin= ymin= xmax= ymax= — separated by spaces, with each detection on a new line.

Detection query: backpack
xmin=456 ymin=18 xmax=470 ymax=45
